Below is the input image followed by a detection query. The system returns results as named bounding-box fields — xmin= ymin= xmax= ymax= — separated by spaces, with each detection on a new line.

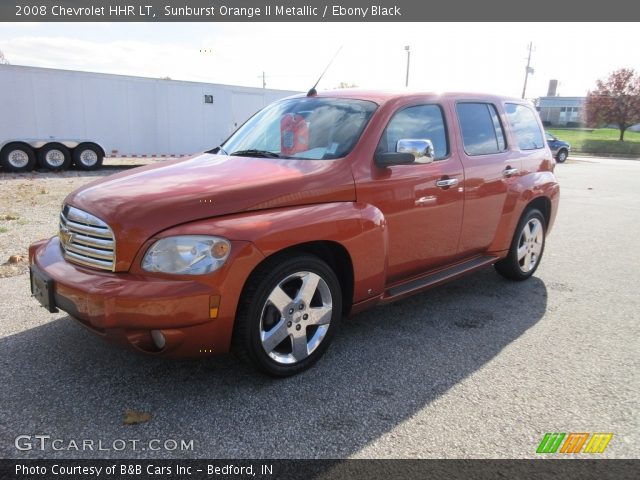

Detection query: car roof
xmin=290 ymin=89 xmax=526 ymax=106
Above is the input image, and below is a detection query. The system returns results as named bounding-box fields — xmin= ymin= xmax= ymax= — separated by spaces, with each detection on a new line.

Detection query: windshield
xmin=221 ymin=97 xmax=377 ymax=160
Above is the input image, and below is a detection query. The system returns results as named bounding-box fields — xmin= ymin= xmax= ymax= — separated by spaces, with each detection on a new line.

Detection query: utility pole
xmin=404 ymin=46 xmax=411 ymax=87
xmin=259 ymin=71 xmax=266 ymax=89
xmin=521 ymin=42 xmax=534 ymax=99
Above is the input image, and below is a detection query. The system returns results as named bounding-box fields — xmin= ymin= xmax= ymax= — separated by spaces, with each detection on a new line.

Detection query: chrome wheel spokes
xmin=259 ymin=271 xmax=333 ymax=364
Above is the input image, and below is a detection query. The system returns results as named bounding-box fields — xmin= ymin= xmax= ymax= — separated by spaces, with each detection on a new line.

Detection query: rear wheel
xmin=72 ymin=143 xmax=104 ymax=171
xmin=556 ymin=149 xmax=568 ymax=163
xmin=495 ymin=208 xmax=546 ymax=281
xmin=38 ymin=143 xmax=71 ymax=170
xmin=0 ymin=142 xmax=36 ymax=172
xmin=232 ymin=254 xmax=342 ymax=377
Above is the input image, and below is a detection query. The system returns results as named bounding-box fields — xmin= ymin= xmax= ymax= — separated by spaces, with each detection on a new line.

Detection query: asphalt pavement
xmin=0 ymin=157 xmax=638 ymax=459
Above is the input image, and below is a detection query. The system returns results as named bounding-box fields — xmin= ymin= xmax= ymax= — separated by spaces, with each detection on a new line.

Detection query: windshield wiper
xmin=230 ymin=149 xmax=281 ymax=158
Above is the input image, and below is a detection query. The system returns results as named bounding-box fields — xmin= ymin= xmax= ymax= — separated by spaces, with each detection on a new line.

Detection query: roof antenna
xmin=307 ymin=46 xmax=343 ymax=97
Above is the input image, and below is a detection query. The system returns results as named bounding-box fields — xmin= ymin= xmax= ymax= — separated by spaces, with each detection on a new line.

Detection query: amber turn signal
xmin=209 ymin=295 xmax=221 ymax=318
xmin=212 ymin=241 xmax=230 ymax=259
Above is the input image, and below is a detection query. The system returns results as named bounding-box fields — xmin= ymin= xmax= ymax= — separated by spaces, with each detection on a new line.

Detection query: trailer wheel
xmin=38 ymin=143 xmax=71 ymax=171
xmin=72 ymin=143 xmax=104 ymax=171
xmin=0 ymin=142 xmax=37 ymax=172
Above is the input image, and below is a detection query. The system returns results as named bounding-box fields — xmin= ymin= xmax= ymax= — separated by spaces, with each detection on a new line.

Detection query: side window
xmin=505 ymin=103 xmax=545 ymax=150
xmin=456 ymin=103 xmax=506 ymax=156
xmin=377 ymin=105 xmax=449 ymax=160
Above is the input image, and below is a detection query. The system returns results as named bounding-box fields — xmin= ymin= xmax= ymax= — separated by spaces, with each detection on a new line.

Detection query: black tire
xmin=72 ymin=143 xmax=104 ymax=171
xmin=556 ymin=149 xmax=568 ymax=163
xmin=0 ymin=142 xmax=36 ymax=172
xmin=37 ymin=142 xmax=71 ymax=171
xmin=232 ymin=254 xmax=342 ymax=377
xmin=494 ymin=208 xmax=546 ymax=281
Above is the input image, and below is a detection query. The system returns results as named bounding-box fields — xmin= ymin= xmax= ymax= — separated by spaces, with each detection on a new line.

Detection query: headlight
xmin=142 ymin=235 xmax=230 ymax=275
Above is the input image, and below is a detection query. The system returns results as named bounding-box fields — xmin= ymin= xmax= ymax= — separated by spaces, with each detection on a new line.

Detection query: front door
xmin=355 ymin=103 xmax=464 ymax=284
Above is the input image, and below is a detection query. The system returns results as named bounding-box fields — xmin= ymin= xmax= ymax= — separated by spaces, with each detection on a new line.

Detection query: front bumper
xmin=29 ymin=237 xmax=263 ymax=357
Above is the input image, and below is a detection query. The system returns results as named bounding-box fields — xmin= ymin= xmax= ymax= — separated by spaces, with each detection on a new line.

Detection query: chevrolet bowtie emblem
xmin=59 ymin=226 xmax=73 ymax=244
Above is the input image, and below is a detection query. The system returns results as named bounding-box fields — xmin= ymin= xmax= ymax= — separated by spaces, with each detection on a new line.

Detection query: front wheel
xmin=232 ymin=254 xmax=342 ymax=377
xmin=494 ymin=208 xmax=546 ymax=281
xmin=556 ymin=149 xmax=568 ymax=163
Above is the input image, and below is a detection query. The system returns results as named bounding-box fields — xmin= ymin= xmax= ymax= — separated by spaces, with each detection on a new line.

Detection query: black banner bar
xmin=1 ymin=459 xmax=639 ymax=480
xmin=1 ymin=0 xmax=639 ymax=22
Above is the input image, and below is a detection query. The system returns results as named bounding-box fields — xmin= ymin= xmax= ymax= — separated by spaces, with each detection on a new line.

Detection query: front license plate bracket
xmin=30 ymin=265 xmax=58 ymax=313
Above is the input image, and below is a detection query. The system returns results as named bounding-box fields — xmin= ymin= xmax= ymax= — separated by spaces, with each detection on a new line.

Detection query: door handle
xmin=503 ymin=167 xmax=519 ymax=177
xmin=436 ymin=178 xmax=459 ymax=188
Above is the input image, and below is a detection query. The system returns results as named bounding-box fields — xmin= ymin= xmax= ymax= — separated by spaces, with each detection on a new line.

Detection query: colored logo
xmin=537 ymin=433 xmax=613 ymax=454
xmin=59 ymin=226 xmax=73 ymax=245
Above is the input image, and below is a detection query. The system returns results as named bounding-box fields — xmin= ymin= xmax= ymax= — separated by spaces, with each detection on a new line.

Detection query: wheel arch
xmin=488 ymin=187 xmax=558 ymax=255
xmin=526 ymin=196 xmax=552 ymax=229
xmin=244 ymin=240 xmax=355 ymax=316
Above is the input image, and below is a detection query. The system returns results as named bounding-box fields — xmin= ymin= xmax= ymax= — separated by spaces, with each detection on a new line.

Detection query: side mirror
xmin=397 ymin=139 xmax=435 ymax=164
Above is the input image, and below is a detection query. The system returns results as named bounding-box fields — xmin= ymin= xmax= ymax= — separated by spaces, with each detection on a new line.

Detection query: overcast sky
xmin=1 ymin=22 xmax=638 ymax=98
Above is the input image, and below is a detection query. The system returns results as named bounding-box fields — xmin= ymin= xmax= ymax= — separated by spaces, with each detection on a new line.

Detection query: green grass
xmin=0 ymin=227 xmax=7 ymax=234
xmin=547 ymin=128 xmax=640 ymax=156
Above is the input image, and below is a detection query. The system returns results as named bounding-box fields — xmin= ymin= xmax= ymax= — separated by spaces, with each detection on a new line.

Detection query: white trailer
xmin=0 ymin=65 xmax=299 ymax=172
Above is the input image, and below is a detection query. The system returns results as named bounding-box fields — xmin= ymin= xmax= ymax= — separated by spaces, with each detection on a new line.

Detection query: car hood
xmin=65 ymin=153 xmax=356 ymax=269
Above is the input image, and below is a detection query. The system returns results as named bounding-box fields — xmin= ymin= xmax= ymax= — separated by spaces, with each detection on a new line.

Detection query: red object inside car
xmin=280 ymin=113 xmax=309 ymax=155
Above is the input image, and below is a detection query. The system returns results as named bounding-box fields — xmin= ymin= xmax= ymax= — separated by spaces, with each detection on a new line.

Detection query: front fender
xmin=153 ymin=202 xmax=388 ymax=305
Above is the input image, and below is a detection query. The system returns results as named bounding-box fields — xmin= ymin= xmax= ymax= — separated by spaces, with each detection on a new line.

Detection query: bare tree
xmin=0 ymin=50 xmax=9 ymax=65
xmin=336 ymin=82 xmax=358 ymax=89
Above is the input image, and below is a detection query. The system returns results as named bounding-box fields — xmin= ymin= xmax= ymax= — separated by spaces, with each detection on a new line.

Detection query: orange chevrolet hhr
xmin=29 ymin=90 xmax=559 ymax=376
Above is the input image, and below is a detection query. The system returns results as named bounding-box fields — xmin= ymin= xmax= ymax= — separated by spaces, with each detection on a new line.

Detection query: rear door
xmin=454 ymin=101 xmax=523 ymax=256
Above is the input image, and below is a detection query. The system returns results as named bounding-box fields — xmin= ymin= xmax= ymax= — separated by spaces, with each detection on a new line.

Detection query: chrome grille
xmin=59 ymin=205 xmax=115 ymax=271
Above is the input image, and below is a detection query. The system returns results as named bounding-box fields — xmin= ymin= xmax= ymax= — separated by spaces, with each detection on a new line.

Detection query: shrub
xmin=579 ymin=140 xmax=640 ymax=156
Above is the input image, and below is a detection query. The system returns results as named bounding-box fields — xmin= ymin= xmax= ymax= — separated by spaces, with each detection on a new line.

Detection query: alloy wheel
xmin=517 ymin=217 xmax=544 ymax=273
xmin=259 ymin=271 xmax=333 ymax=364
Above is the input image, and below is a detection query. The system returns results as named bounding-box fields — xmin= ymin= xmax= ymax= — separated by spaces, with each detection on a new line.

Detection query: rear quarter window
xmin=505 ymin=103 xmax=545 ymax=150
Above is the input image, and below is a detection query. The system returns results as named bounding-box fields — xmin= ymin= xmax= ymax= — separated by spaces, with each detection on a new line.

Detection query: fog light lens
xmin=151 ymin=330 xmax=166 ymax=349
